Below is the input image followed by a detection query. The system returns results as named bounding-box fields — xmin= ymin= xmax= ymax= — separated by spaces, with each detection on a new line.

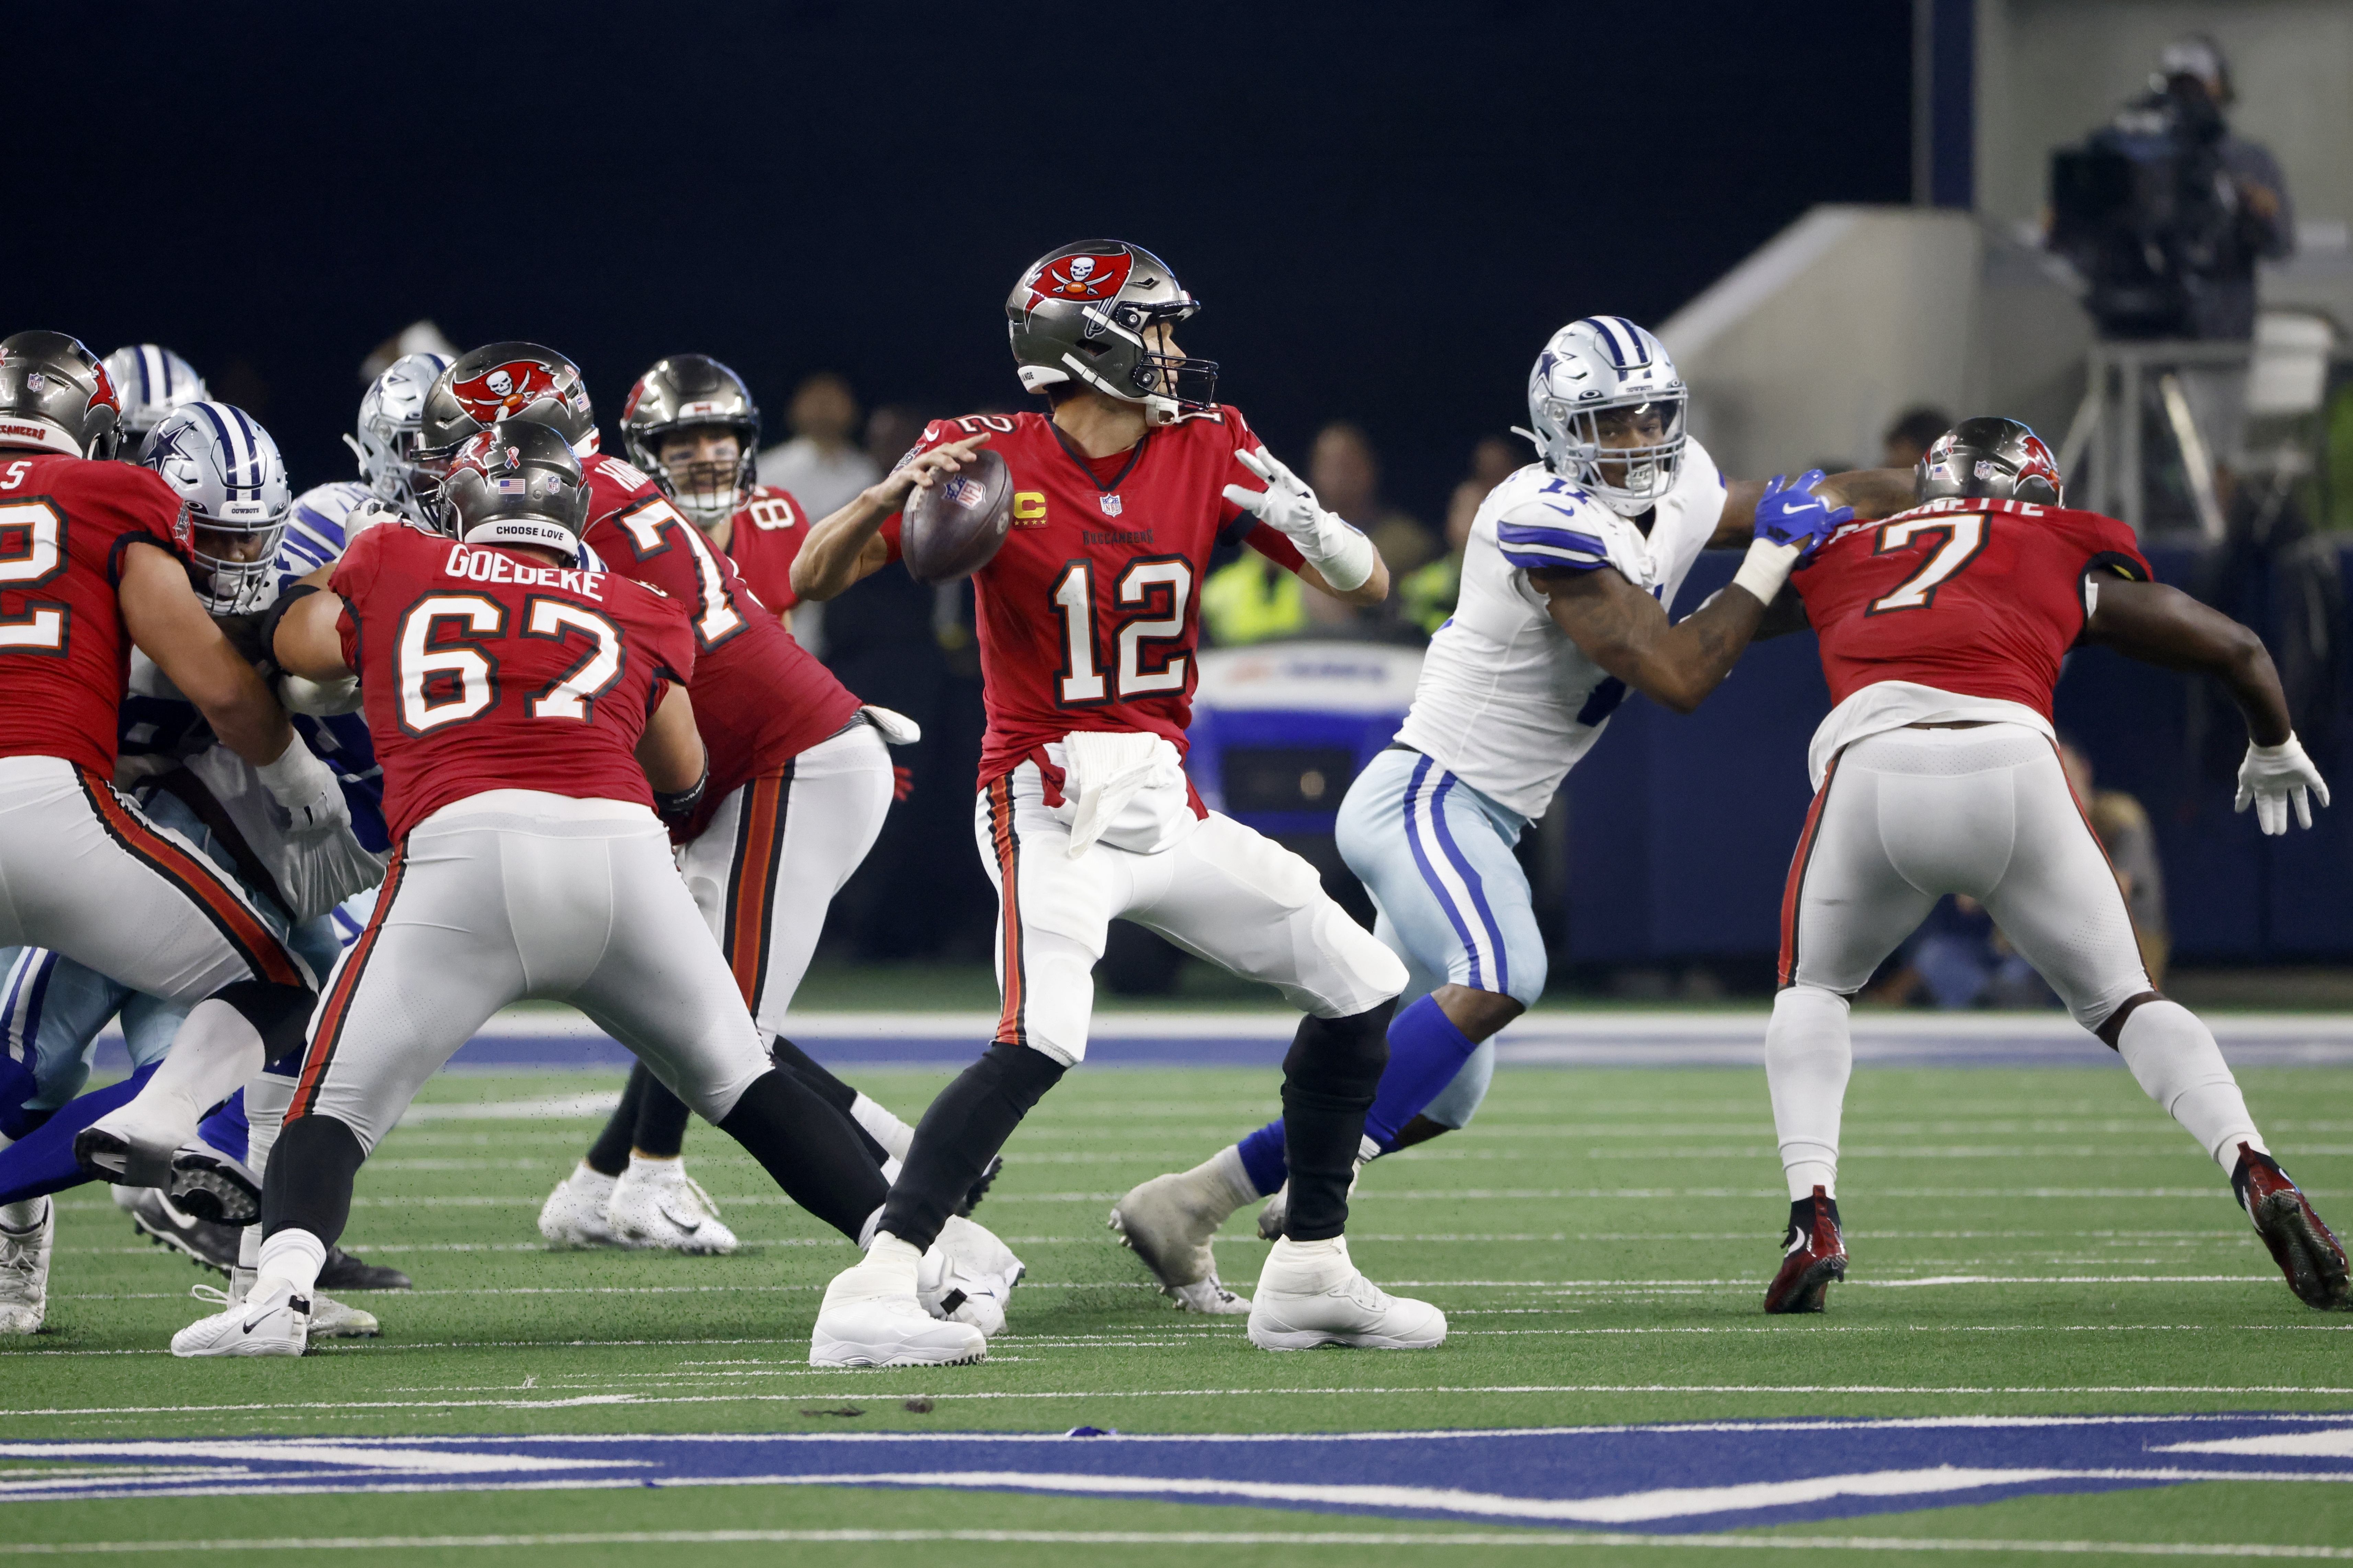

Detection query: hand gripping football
xmin=902 ymin=448 xmax=1013 ymax=586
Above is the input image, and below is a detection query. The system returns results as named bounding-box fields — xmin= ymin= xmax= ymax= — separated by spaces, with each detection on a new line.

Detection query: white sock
xmin=256 ymin=1228 xmax=328 ymax=1300
xmin=0 ymin=1196 xmax=47 ymax=1232
xmin=245 ymin=1070 xmax=293 ymax=1179
xmin=2115 ymin=1000 xmax=2266 ymax=1172
xmin=126 ymin=998 xmax=268 ymax=1141
xmin=1265 ymin=1234 xmax=1352 ymax=1287
xmin=238 ymin=1224 xmax=262 ymax=1270
xmin=625 ymin=1152 xmax=680 ymax=1175
xmin=571 ymin=1162 xmax=618 ymax=1192
xmin=851 ymin=1093 xmax=914 ymax=1161
xmin=1767 ymin=984 xmax=1853 ymax=1201
xmin=1207 ymin=1144 xmax=1261 ymax=1213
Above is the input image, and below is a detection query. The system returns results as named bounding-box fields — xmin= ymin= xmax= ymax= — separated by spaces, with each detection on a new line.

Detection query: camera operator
xmin=2053 ymin=34 xmax=2295 ymax=343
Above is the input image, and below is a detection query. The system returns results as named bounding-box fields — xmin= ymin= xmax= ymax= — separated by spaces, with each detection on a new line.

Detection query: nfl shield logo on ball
xmin=1098 ymin=493 xmax=1124 ymax=518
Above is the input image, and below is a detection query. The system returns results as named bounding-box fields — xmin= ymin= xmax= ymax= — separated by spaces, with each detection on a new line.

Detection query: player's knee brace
xmin=878 ymin=1039 xmax=1066 ymax=1251
xmin=208 ymin=979 xmax=318 ymax=1070
xmin=260 ymin=1113 xmax=367 ymax=1248
xmin=1281 ymin=1000 xmax=1396 ymax=1242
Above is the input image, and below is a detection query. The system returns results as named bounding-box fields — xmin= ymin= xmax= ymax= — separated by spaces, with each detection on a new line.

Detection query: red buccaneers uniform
xmin=0 ymin=453 xmax=304 ymax=1003
xmin=291 ymin=522 xmax=777 ymax=1150
xmin=725 ymin=484 xmax=814 ymax=616
xmin=1774 ymin=497 xmax=2160 ymax=1024
xmin=579 ymin=457 xmax=882 ymax=1033
xmin=878 ymin=408 xmax=1399 ymax=1065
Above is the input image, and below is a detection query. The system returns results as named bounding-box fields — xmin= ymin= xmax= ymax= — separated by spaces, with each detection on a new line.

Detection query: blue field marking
xmin=4 ymin=1414 xmax=2350 ymax=1529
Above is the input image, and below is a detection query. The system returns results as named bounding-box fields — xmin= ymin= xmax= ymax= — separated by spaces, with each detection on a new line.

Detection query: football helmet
xmin=1916 ymin=417 xmax=2063 ymax=508
xmin=0 ymin=331 xmax=125 ymax=459
xmin=139 ymin=402 xmax=293 ymax=614
xmin=103 ymin=345 xmax=208 ymax=442
xmin=1521 ymin=316 xmax=1688 ymax=517
xmin=438 ymin=417 xmax=592 ymax=551
xmin=620 ymin=355 xmax=760 ymax=527
xmin=345 ymin=351 xmax=454 ymax=523
xmin=1005 ymin=240 xmax=1216 ymax=425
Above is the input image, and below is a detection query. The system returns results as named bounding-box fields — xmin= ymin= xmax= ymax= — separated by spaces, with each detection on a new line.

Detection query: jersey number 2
xmin=1052 ymin=558 xmax=1191 ymax=704
xmin=0 ymin=500 xmax=69 ymax=655
xmin=1867 ymin=513 xmax=1985 ymax=614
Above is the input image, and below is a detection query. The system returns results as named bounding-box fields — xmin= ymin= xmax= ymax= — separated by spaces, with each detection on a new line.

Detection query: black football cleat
xmin=163 ymin=1145 xmax=263 ymax=1227
xmin=318 ymin=1245 xmax=413 ymax=1293
xmin=1764 ymin=1186 xmax=1846 ymax=1314
xmin=2232 ymin=1144 xmax=2351 ymax=1311
xmin=957 ymin=1154 xmax=1004 ymax=1218
xmin=126 ymin=1187 xmax=240 ymax=1274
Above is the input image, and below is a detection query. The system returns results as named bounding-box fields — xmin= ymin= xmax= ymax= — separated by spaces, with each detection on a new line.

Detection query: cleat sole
xmin=1764 ymin=1254 xmax=1846 ymax=1315
xmin=166 ymin=1151 xmax=262 ymax=1227
xmin=2252 ymin=1190 xmax=2353 ymax=1311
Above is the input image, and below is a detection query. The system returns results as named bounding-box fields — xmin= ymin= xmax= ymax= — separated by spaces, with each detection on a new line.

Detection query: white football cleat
xmin=1110 ymin=1170 xmax=1250 ymax=1315
xmin=171 ymin=1275 xmax=309 ymax=1358
xmin=537 ymin=1165 xmax=623 ymax=1249
xmin=918 ymin=1215 xmax=1026 ymax=1337
xmin=193 ymin=1270 xmax=381 ymax=1340
xmin=608 ymin=1159 xmax=737 ymax=1255
xmin=0 ymin=1199 xmax=55 ymax=1335
xmin=1246 ymin=1236 xmax=1446 ymax=1351
xmin=811 ymin=1240 xmax=985 ymax=1368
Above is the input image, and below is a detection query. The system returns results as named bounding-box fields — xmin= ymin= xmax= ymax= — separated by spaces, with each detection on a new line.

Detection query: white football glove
xmin=1220 ymin=447 xmax=1377 ymax=592
xmin=2235 ymin=733 xmax=2331 ymax=836
xmin=255 ymin=736 xmax=352 ymax=837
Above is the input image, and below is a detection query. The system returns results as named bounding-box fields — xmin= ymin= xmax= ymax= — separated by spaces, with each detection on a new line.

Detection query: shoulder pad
xmin=1489 ymin=476 xmax=1624 ymax=576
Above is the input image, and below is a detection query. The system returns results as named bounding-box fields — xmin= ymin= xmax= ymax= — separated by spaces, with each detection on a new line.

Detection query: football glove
xmin=255 ymin=736 xmax=352 ymax=836
xmin=1222 ymin=447 xmax=1377 ymax=592
xmin=2236 ymin=734 xmax=2331 ymax=835
xmin=1752 ymin=469 xmax=1854 ymax=554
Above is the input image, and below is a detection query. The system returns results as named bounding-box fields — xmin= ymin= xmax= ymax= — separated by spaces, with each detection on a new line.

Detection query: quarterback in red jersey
xmin=792 ymin=240 xmax=1439 ymax=1366
xmin=0 ymin=331 xmax=348 ymax=1231
xmin=1761 ymin=418 xmax=2344 ymax=1316
xmin=172 ymin=418 xmax=913 ymax=1357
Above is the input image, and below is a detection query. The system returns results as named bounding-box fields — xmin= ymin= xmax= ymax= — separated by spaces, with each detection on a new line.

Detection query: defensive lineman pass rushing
xmin=792 ymin=239 xmax=1436 ymax=1365
xmin=1111 ymin=317 xmax=1912 ymax=1300
xmin=1763 ymin=417 xmax=2348 ymax=1314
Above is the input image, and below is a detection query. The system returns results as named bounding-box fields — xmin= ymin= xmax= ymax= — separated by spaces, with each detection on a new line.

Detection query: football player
xmin=1111 ymin=318 xmax=1911 ymax=1297
xmin=1762 ymin=417 xmax=2344 ymax=1314
xmin=417 ymin=347 xmax=975 ymax=1279
xmin=172 ymin=418 xmax=955 ymax=1356
xmin=0 ymin=334 xmax=349 ymax=1331
xmin=102 ymin=344 xmax=207 ymax=448
xmin=0 ymin=399 xmax=401 ymax=1337
xmin=790 ymin=239 xmax=1441 ymax=1365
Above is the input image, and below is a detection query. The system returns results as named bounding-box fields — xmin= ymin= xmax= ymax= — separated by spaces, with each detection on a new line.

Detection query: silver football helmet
xmin=1520 ymin=316 xmax=1688 ymax=517
xmin=103 ymin=344 xmax=209 ymax=441
xmin=139 ymin=402 xmax=292 ymax=614
xmin=345 ymin=351 xmax=454 ymax=523
xmin=621 ymin=355 xmax=760 ymax=528
xmin=1005 ymin=240 xmax=1216 ymax=426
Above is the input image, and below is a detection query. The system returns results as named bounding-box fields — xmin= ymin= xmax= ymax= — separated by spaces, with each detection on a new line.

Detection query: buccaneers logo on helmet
xmin=1021 ymin=251 xmax=1135 ymax=314
xmin=449 ymin=360 xmax=566 ymax=424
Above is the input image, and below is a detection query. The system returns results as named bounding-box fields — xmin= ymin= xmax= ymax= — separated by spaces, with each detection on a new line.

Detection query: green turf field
xmin=7 ymin=1059 xmax=2351 ymax=1564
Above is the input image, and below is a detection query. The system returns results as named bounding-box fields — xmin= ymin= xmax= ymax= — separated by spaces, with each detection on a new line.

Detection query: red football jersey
xmin=0 ymin=453 xmax=189 ymax=775
xmin=885 ymin=407 xmax=1305 ymax=784
xmin=579 ymin=458 xmax=860 ymax=814
xmin=724 ymin=484 xmax=812 ymax=614
xmin=1790 ymin=497 xmax=2152 ymax=717
xmin=331 ymin=521 xmax=695 ymax=841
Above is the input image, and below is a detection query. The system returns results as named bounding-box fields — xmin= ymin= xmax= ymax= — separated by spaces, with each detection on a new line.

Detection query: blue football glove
xmin=1752 ymin=469 xmax=1854 ymax=558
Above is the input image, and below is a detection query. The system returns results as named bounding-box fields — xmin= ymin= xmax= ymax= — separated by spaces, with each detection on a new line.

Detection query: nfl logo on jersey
xmin=1099 ymin=493 xmax=1124 ymax=518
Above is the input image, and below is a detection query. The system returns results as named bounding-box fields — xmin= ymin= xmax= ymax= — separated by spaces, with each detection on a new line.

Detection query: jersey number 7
xmin=1867 ymin=513 xmax=1986 ymax=615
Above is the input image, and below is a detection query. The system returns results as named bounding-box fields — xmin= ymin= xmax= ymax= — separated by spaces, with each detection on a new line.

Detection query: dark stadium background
xmin=21 ymin=1 xmax=1910 ymax=523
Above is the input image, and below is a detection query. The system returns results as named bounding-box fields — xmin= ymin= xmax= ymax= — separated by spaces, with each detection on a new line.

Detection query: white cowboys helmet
xmin=139 ymin=402 xmax=292 ymax=614
xmin=346 ymin=351 xmax=454 ymax=524
xmin=1520 ymin=316 xmax=1687 ymax=517
xmin=103 ymin=344 xmax=208 ymax=441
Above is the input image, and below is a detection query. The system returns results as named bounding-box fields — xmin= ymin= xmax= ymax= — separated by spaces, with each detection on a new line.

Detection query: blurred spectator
xmin=757 ymin=372 xmax=880 ymax=523
xmin=1301 ymin=421 xmax=1432 ymax=632
xmin=1881 ymin=407 xmax=1952 ymax=470
xmin=1202 ymin=551 xmax=1307 ymax=646
xmin=2060 ymin=741 xmax=2171 ymax=986
xmin=1869 ymin=896 xmax=2059 ymax=1011
xmin=1403 ymin=434 xmax=1520 ymax=636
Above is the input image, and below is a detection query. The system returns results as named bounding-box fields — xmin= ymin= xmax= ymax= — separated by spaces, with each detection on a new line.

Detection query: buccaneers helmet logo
xmin=87 ymin=359 xmax=119 ymax=414
xmin=1023 ymin=251 xmax=1135 ymax=313
xmin=451 ymin=360 xmax=564 ymax=423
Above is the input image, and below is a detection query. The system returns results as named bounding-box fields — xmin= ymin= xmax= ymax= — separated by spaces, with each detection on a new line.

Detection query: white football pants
xmin=287 ymin=792 xmax=772 ymax=1152
xmin=677 ymin=721 xmax=892 ymax=1034
xmin=973 ymin=760 xmax=1406 ymax=1065
xmin=1767 ymin=723 xmax=2260 ymax=1196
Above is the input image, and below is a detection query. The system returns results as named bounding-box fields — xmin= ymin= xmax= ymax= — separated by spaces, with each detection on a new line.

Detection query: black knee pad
xmin=260 ymin=1113 xmax=367 ymax=1248
xmin=1283 ymin=1001 xmax=1394 ymax=1103
xmin=211 ymin=979 xmax=317 ymax=1065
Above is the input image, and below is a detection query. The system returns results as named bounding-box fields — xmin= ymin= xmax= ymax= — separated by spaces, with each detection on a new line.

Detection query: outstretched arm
xmin=119 ymin=543 xmax=294 ymax=768
xmin=1535 ymin=564 xmax=1767 ymax=714
xmin=2083 ymin=576 xmax=2328 ymax=833
xmin=791 ymin=435 xmax=988 ymax=602
xmin=1713 ymin=467 xmax=1914 ymax=548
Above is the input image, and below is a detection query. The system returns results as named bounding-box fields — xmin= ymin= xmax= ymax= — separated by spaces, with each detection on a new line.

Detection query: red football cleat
xmin=2233 ymin=1144 xmax=2352 ymax=1311
xmin=1764 ymin=1185 xmax=1846 ymax=1315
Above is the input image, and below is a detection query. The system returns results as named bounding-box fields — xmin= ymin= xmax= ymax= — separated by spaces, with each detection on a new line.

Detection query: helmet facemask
xmin=347 ymin=352 xmax=455 ymax=525
xmin=140 ymin=401 xmax=291 ymax=615
xmin=1539 ymin=393 xmax=1687 ymax=516
xmin=646 ymin=421 xmax=757 ymax=528
xmin=188 ymin=514 xmax=289 ymax=614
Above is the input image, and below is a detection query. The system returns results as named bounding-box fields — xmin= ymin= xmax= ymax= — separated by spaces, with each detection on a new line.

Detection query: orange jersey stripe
xmin=724 ymin=770 xmax=788 ymax=1009
xmin=1776 ymin=755 xmax=1840 ymax=990
xmin=988 ymin=776 xmax=1026 ymax=1047
xmin=290 ymin=846 xmax=406 ymax=1122
xmin=77 ymin=769 xmax=305 ymax=990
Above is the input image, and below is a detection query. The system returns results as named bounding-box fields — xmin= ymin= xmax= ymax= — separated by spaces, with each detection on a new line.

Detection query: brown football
xmin=901 ymin=447 xmax=1013 ymax=586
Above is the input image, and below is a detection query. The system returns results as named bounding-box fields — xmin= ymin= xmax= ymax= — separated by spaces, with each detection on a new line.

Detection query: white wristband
xmin=1730 ymin=536 xmax=1803 ymax=606
xmin=1298 ymin=519 xmax=1377 ymax=593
